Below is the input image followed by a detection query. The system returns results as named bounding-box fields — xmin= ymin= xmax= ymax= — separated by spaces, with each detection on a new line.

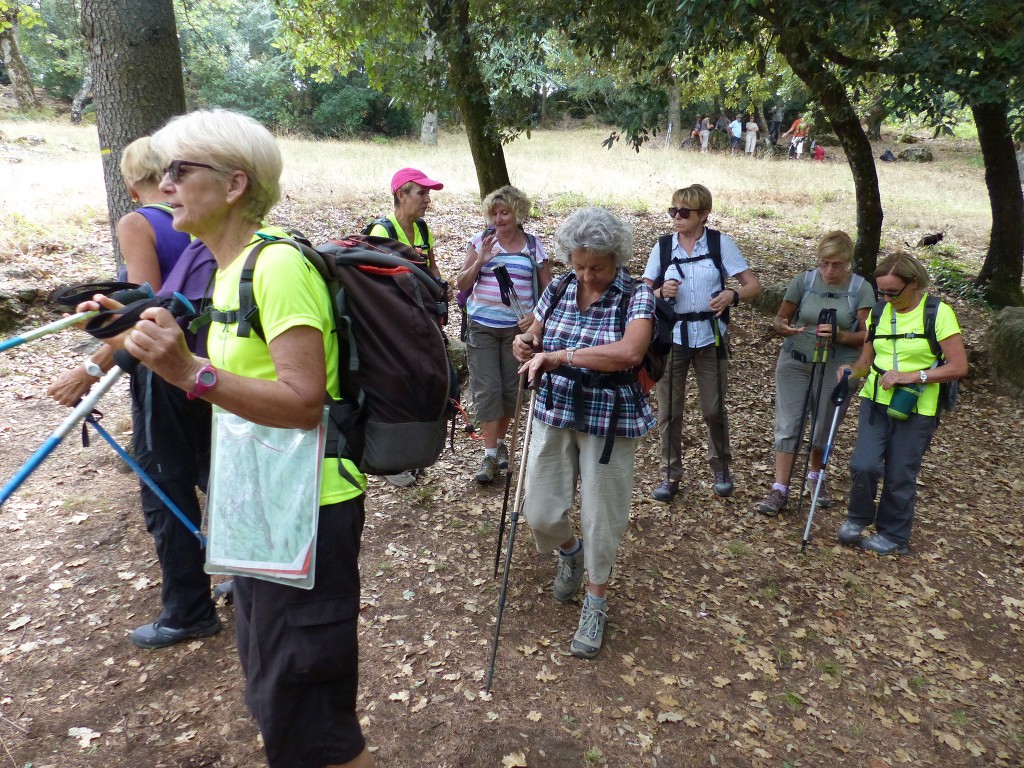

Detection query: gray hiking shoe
xmin=757 ymin=488 xmax=788 ymax=517
xmin=385 ymin=470 xmax=417 ymax=487
xmin=650 ymin=479 xmax=679 ymax=502
xmin=496 ymin=443 xmax=510 ymax=471
xmin=571 ymin=594 xmax=608 ymax=659
xmin=553 ymin=543 xmax=585 ymax=603
xmin=836 ymin=520 xmax=865 ymax=546
xmin=713 ymin=469 xmax=734 ymax=497
xmin=474 ymin=455 xmax=498 ymax=484
xmin=805 ymin=477 xmax=832 ymax=508
xmin=859 ymin=533 xmax=909 ymax=556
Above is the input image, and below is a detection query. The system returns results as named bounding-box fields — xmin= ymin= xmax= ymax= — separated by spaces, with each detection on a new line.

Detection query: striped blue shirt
xmin=533 ymin=268 xmax=656 ymax=438
xmin=466 ymin=233 xmax=547 ymax=328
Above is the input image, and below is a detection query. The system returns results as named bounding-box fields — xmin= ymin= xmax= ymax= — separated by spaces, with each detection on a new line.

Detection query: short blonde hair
xmin=817 ymin=230 xmax=855 ymax=264
xmin=119 ymin=136 xmax=163 ymax=188
xmin=553 ymin=207 xmax=633 ymax=266
xmin=875 ymin=251 xmax=931 ymax=288
xmin=151 ymin=109 xmax=282 ymax=224
xmin=482 ymin=185 xmax=531 ymax=225
xmin=672 ymin=184 xmax=713 ymax=213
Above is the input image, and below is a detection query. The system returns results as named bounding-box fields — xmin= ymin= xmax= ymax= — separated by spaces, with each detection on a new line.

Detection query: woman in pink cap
xmin=367 ymin=167 xmax=445 ymax=281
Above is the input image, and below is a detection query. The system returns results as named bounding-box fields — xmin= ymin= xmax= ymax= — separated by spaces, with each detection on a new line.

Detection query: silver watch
xmin=83 ymin=359 xmax=103 ymax=378
xmin=918 ymin=370 xmax=928 ymax=384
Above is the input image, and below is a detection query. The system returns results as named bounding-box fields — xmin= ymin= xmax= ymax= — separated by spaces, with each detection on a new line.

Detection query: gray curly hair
xmin=552 ymin=207 xmax=633 ymax=266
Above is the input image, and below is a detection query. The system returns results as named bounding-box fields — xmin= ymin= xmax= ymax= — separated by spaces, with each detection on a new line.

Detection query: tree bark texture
xmin=81 ymin=0 xmax=186 ymax=267
xmin=666 ymin=82 xmax=681 ymax=148
xmin=0 ymin=13 xmax=40 ymax=110
xmin=420 ymin=111 xmax=438 ymax=145
xmin=434 ymin=0 xmax=509 ymax=198
xmin=777 ymin=34 xmax=883 ymax=277
xmin=71 ymin=66 xmax=93 ymax=125
xmin=971 ymin=100 xmax=1024 ymax=306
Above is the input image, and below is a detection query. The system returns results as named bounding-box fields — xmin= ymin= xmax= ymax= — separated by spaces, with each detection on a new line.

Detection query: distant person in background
xmin=715 ymin=114 xmax=729 ymax=135
xmin=781 ymin=114 xmax=810 ymax=158
xmin=369 ymin=167 xmax=446 ymax=487
xmin=744 ymin=115 xmax=760 ymax=156
xmin=700 ymin=115 xmax=712 ymax=153
xmin=728 ymin=115 xmax=743 ymax=155
xmin=769 ymin=105 xmax=785 ymax=144
xmin=47 ymin=137 xmax=217 ymax=650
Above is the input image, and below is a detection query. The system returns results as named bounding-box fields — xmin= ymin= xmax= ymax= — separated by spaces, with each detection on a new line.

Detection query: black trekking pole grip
xmin=831 ymin=368 xmax=851 ymax=406
xmin=109 ymin=292 xmax=197 ymax=374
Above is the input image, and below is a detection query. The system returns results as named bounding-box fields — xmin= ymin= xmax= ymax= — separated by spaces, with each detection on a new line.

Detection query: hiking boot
xmin=131 ymin=615 xmax=221 ymax=650
xmin=571 ymin=594 xmax=608 ymax=659
xmin=496 ymin=443 xmax=510 ymax=471
xmin=650 ymin=480 xmax=679 ymax=502
xmin=553 ymin=543 xmax=585 ymax=603
xmin=757 ymin=488 xmax=787 ymax=517
xmin=713 ymin=469 xmax=734 ymax=497
xmin=475 ymin=454 xmax=498 ymax=484
xmin=836 ymin=520 xmax=865 ymax=546
xmin=385 ymin=470 xmax=417 ymax=487
xmin=859 ymin=533 xmax=909 ymax=556
xmin=805 ymin=477 xmax=831 ymax=508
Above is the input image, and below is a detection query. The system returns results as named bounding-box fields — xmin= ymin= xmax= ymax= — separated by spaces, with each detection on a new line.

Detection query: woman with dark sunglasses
xmin=643 ymin=184 xmax=761 ymax=503
xmin=836 ymin=252 xmax=967 ymax=555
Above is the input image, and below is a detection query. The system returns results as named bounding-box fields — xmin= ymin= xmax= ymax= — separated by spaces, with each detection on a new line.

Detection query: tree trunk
xmin=81 ymin=0 xmax=186 ymax=268
xmin=778 ymin=34 xmax=883 ymax=276
xmin=439 ymin=0 xmax=509 ymax=197
xmin=863 ymin=98 xmax=887 ymax=141
xmin=420 ymin=111 xmax=438 ymax=145
xmin=71 ymin=66 xmax=93 ymax=125
xmin=666 ymin=82 xmax=681 ymax=148
xmin=971 ymin=100 xmax=1024 ymax=306
xmin=0 ymin=13 xmax=40 ymax=110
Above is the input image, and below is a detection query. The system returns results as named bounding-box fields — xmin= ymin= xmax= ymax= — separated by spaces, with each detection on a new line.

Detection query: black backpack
xmin=541 ymin=272 xmax=665 ymax=391
xmin=653 ymin=229 xmax=729 ymax=322
xmin=206 ymin=232 xmax=456 ymax=478
xmin=866 ymin=293 xmax=958 ymax=413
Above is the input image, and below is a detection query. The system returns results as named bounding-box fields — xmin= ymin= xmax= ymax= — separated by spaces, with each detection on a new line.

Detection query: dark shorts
xmin=234 ymin=496 xmax=366 ymax=768
xmin=730 ymin=136 xmax=742 ymax=148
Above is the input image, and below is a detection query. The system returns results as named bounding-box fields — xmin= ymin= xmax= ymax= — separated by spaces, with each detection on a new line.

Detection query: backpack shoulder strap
xmin=923 ymin=293 xmax=943 ymax=358
xmin=414 ymin=218 xmax=431 ymax=252
xmin=540 ymin=272 xmax=574 ymax=328
xmin=140 ymin=202 xmax=174 ymax=215
xmin=363 ymin=216 xmax=398 ymax=239
xmin=655 ymin=234 xmax=674 ymax=287
xmin=866 ymin=299 xmax=887 ymax=342
xmin=848 ymin=274 xmax=865 ymax=322
xmin=525 ymin=232 xmax=540 ymax=300
xmin=704 ymin=228 xmax=726 ymax=289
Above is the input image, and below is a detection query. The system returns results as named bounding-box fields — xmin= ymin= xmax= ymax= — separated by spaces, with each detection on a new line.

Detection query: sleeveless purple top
xmin=136 ymin=205 xmax=191 ymax=282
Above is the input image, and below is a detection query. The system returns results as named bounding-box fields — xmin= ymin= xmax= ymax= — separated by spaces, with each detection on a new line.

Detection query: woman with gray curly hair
xmin=512 ymin=206 xmax=655 ymax=659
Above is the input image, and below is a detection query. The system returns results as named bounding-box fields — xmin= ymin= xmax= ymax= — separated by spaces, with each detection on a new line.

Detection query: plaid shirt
xmin=533 ymin=268 xmax=656 ymax=438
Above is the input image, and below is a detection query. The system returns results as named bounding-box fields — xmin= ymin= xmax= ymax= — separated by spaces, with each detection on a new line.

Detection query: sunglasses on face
xmin=163 ymin=160 xmax=217 ymax=182
xmin=667 ymin=207 xmax=695 ymax=219
xmin=877 ymin=282 xmax=909 ymax=299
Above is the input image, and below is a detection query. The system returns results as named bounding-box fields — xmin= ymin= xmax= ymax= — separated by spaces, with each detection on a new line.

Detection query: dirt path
xmin=1 ymin=201 xmax=1022 ymax=768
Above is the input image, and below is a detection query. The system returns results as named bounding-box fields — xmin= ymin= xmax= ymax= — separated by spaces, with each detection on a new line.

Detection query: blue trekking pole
xmin=801 ymin=369 xmax=851 ymax=552
xmin=0 ymin=292 xmax=195 ymax=507
xmin=84 ymin=413 xmax=206 ymax=547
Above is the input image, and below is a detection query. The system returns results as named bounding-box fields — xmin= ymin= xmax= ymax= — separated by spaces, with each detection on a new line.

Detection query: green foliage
xmin=928 ymin=255 xmax=990 ymax=307
xmin=16 ymin=0 xmax=86 ymax=100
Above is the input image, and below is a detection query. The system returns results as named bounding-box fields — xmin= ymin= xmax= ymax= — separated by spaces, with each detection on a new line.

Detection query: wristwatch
xmin=566 ymin=348 xmax=577 ymax=367
xmin=919 ymin=370 xmax=929 ymax=384
xmin=83 ymin=358 xmax=103 ymax=378
xmin=187 ymin=363 xmax=218 ymax=400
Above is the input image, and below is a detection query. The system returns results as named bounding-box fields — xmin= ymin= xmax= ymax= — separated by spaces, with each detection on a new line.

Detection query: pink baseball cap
xmin=391 ymin=167 xmax=444 ymax=193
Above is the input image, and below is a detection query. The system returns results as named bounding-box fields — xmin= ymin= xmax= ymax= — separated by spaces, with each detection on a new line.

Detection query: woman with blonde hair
xmin=836 ymin=252 xmax=967 ymax=554
xmin=457 ymin=185 xmax=552 ymax=482
xmin=757 ymin=230 xmax=874 ymax=517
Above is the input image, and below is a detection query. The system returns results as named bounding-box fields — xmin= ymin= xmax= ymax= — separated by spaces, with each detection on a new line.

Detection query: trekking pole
xmin=84 ymin=413 xmax=206 ymax=547
xmin=485 ymin=384 xmax=537 ymax=693
xmin=492 ymin=264 xmax=527 ymax=320
xmin=0 ymin=283 xmax=153 ymax=353
xmin=709 ymin=314 xmax=730 ymax=493
xmin=790 ymin=309 xmax=835 ymax=521
xmin=801 ymin=370 xmax=851 ymax=552
xmin=493 ymin=371 xmax=527 ymax=578
xmin=0 ymin=293 xmax=195 ymax=508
